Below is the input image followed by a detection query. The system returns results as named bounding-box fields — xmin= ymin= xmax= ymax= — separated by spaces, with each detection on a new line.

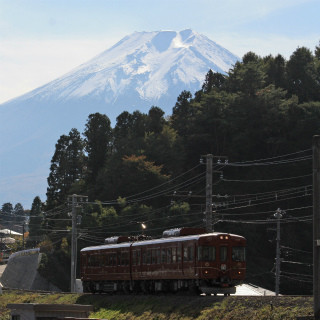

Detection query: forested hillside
xmin=3 ymin=43 xmax=320 ymax=294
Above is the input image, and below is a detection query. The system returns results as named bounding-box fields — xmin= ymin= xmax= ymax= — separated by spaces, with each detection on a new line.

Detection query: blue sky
xmin=1 ymin=0 xmax=319 ymax=104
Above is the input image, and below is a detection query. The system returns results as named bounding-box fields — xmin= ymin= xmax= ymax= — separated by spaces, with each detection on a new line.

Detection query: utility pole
xmin=70 ymin=194 xmax=77 ymax=293
xmin=201 ymin=154 xmax=227 ymax=232
xmin=274 ymin=208 xmax=284 ymax=296
xmin=22 ymin=223 xmax=25 ymax=250
xmin=313 ymin=135 xmax=320 ymax=319
xmin=69 ymin=194 xmax=88 ymax=293
xmin=205 ymin=154 xmax=213 ymax=232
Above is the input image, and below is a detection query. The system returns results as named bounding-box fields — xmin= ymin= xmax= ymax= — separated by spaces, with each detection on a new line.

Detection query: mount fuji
xmin=0 ymin=29 xmax=239 ymax=207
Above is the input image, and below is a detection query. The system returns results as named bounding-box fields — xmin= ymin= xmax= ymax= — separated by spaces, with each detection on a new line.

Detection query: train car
xmin=80 ymin=228 xmax=246 ymax=295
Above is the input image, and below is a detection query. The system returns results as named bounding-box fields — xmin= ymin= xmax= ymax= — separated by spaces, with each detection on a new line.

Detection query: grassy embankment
xmin=0 ymin=290 xmax=314 ymax=320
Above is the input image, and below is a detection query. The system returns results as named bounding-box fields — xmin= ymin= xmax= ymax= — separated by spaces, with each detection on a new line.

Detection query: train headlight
xmin=205 ymin=270 xmax=209 ymax=274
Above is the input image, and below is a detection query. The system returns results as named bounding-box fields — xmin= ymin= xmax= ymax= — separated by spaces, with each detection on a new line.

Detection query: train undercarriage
xmin=82 ymin=278 xmax=240 ymax=296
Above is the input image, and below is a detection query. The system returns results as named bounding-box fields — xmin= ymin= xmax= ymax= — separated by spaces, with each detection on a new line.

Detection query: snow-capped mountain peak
xmin=16 ymin=29 xmax=238 ymax=107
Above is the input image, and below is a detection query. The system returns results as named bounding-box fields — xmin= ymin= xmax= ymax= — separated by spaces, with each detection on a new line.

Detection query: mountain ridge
xmin=3 ymin=29 xmax=238 ymax=107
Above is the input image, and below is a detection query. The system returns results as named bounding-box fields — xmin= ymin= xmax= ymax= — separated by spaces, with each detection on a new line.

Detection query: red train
xmin=80 ymin=227 xmax=246 ymax=295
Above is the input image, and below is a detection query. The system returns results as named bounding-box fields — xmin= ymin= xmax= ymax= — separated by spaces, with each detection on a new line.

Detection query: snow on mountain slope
xmin=14 ymin=29 xmax=238 ymax=106
xmin=0 ymin=29 xmax=239 ymax=208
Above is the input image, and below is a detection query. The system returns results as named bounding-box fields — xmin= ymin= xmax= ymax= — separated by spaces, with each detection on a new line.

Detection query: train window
xmin=156 ymin=249 xmax=161 ymax=264
xmin=220 ymin=246 xmax=227 ymax=262
xmin=152 ymin=249 xmax=156 ymax=264
xmin=172 ymin=247 xmax=177 ymax=263
xmin=232 ymin=247 xmax=246 ymax=262
xmin=177 ymin=246 xmax=182 ymax=262
xmin=89 ymin=255 xmax=101 ymax=266
xmin=137 ymin=249 xmax=141 ymax=265
xmin=121 ymin=251 xmax=129 ymax=265
xmin=110 ymin=253 xmax=115 ymax=266
xmin=198 ymin=246 xmax=215 ymax=261
xmin=132 ymin=250 xmax=137 ymax=265
xmin=147 ymin=249 xmax=152 ymax=264
xmin=161 ymin=248 xmax=166 ymax=263
xmin=167 ymin=248 xmax=172 ymax=263
xmin=183 ymin=247 xmax=188 ymax=261
xmin=117 ymin=252 xmax=121 ymax=265
xmin=188 ymin=246 xmax=194 ymax=261
xmin=142 ymin=250 xmax=147 ymax=264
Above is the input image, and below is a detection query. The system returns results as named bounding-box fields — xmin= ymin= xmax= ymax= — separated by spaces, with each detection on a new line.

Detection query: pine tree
xmin=202 ymin=69 xmax=226 ymax=93
xmin=47 ymin=128 xmax=85 ymax=208
xmin=28 ymin=196 xmax=44 ymax=247
xmin=84 ymin=113 xmax=113 ymax=185
xmin=286 ymin=46 xmax=319 ymax=102
xmin=13 ymin=203 xmax=25 ymax=226
xmin=171 ymin=90 xmax=193 ymax=136
xmin=1 ymin=202 xmax=13 ymax=228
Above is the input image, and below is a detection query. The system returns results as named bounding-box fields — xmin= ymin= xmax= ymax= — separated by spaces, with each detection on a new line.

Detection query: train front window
xmin=232 ymin=247 xmax=246 ymax=262
xmin=198 ymin=246 xmax=215 ymax=261
xmin=220 ymin=246 xmax=227 ymax=262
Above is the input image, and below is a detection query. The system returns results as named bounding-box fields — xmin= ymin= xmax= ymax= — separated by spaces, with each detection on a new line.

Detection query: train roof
xmin=80 ymin=232 xmax=245 ymax=253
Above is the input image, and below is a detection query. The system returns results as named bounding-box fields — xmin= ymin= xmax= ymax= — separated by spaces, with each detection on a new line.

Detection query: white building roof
xmin=0 ymin=229 xmax=23 ymax=236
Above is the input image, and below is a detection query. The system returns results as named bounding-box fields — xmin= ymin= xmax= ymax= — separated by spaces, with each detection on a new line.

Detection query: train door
xmin=182 ymin=242 xmax=196 ymax=278
xmin=193 ymin=242 xmax=197 ymax=277
xmin=219 ymin=244 xmax=230 ymax=281
xmin=131 ymin=247 xmax=142 ymax=280
xmin=107 ymin=251 xmax=117 ymax=278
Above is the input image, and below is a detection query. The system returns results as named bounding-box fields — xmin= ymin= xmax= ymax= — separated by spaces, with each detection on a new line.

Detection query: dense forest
xmin=1 ymin=43 xmax=320 ymax=294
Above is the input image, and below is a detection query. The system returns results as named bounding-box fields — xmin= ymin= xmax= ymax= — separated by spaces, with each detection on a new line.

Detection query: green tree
xmin=171 ymin=90 xmax=193 ymax=136
xmin=28 ymin=196 xmax=44 ymax=247
xmin=113 ymin=110 xmax=147 ymax=156
xmin=47 ymin=128 xmax=85 ymax=208
xmin=1 ymin=202 xmax=13 ymax=214
xmin=145 ymin=124 xmax=185 ymax=175
xmin=315 ymin=41 xmax=320 ymax=59
xmin=202 ymin=69 xmax=226 ymax=93
xmin=1 ymin=202 xmax=13 ymax=228
xmin=13 ymin=203 xmax=25 ymax=226
xmin=83 ymin=113 xmax=113 ymax=185
xmin=99 ymin=155 xmax=169 ymax=209
xmin=227 ymin=52 xmax=265 ymax=95
xmin=263 ymin=54 xmax=287 ymax=89
xmin=286 ymin=46 xmax=319 ymax=102
xmin=147 ymin=106 xmax=165 ymax=134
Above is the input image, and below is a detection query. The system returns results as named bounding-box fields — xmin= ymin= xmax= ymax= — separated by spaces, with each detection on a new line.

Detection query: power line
xmin=222 ymin=173 xmax=311 ymax=183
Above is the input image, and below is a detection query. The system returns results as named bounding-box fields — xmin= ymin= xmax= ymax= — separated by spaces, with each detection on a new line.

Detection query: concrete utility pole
xmin=22 ymin=223 xmax=25 ymax=250
xmin=202 ymin=154 xmax=227 ymax=232
xmin=274 ymin=208 xmax=284 ymax=296
xmin=313 ymin=135 xmax=320 ymax=319
xmin=69 ymin=194 xmax=88 ymax=293
xmin=70 ymin=194 xmax=77 ymax=293
xmin=205 ymin=154 xmax=213 ymax=233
